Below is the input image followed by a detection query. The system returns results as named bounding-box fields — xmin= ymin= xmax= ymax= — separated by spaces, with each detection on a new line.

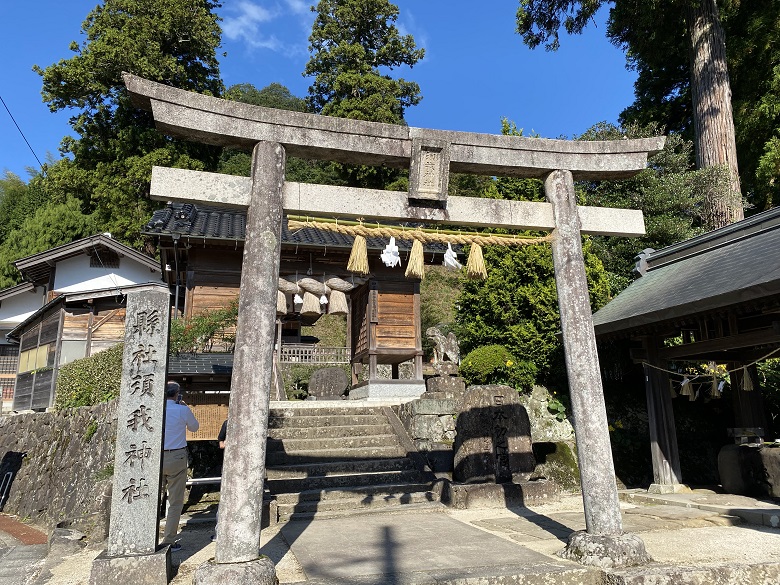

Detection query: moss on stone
xmin=532 ymin=441 xmax=580 ymax=493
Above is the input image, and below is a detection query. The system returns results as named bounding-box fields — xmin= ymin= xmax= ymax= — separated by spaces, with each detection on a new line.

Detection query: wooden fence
xmin=278 ymin=344 xmax=349 ymax=364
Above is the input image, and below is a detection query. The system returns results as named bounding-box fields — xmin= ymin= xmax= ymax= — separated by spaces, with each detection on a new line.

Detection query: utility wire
xmin=0 ymin=92 xmax=44 ymax=170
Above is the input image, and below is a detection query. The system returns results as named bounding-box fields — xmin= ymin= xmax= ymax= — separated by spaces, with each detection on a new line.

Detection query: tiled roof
xmin=143 ymin=202 xmax=450 ymax=252
xmin=168 ymin=353 xmax=234 ymax=375
xmin=0 ymin=282 xmax=36 ymax=302
xmin=593 ymin=206 xmax=780 ymax=336
xmin=13 ymin=234 xmax=160 ymax=286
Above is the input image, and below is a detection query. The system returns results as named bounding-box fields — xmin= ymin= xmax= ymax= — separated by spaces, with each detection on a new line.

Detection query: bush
xmin=460 ymin=345 xmax=537 ymax=392
xmin=55 ymin=343 xmax=124 ymax=409
xmin=169 ymin=298 xmax=239 ymax=354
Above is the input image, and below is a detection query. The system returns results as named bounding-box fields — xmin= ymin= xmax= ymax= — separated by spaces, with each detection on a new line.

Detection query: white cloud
xmin=284 ymin=0 xmax=311 ymax=15
xmin=220 ymin=1 xmax=311 ymax=55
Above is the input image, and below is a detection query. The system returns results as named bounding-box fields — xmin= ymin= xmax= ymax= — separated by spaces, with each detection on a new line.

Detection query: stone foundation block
xmin=425 ymin=376 xmax=466 ymax=398
xmin=348 ymin=381 xmax=426 ymax=401
xmin=559 ymin=531 xmax=651 ymax=569
xmin=442 ymin=479 xmax=560 ymax=509
xmin=89 ymin=547 xmax=171 ymax=585
xmin=193 ymin=556 xmax=278 ymax=585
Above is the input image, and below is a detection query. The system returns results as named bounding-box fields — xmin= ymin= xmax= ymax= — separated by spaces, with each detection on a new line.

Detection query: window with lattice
xmin=90 ymin=248 xmax=120 ymax=268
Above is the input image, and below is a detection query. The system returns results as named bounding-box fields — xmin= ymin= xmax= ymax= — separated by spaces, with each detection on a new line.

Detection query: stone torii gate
xmin=124 ymin=74 xmax=663 ymax=582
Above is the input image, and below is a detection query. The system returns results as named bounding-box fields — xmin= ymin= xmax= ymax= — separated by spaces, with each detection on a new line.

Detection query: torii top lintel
xmin=124 ymin=74 xmax=664 ymax=182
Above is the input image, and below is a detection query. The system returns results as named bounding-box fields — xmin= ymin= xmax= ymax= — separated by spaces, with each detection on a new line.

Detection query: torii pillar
xmin=124 ymin=73 xmax=662 ymax=579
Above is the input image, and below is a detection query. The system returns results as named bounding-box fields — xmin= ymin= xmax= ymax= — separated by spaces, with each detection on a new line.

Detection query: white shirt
xmin=163 ymin=399 xmax=199 ymax=450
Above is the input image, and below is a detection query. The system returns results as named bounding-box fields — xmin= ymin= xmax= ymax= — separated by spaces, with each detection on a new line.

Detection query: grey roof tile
xmin=593 ymin=208 xmax=780 ymax=335
xmin=143 ymin=202 xmax=450 ymax=252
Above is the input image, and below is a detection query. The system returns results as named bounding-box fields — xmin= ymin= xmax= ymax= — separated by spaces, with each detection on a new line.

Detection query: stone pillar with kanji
xmin=90 ymin=284 xmax=172 ymax=585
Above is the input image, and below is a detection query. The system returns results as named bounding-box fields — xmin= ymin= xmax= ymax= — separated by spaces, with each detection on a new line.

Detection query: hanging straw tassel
xmin=328 ymin=289 xmax=349 ymax=315
xmin=466 ymin=243 xmax=487 ymax=280
xmin=742 ymin=366 xmax=754 ymax=392
xmin=276 ymin=291 xmax=287 ymax=316
xmin=347 ymin=235 xmax=369 ymax=276
xmin=669 ymin=379 xmax=678 ymax=399
xmin=405 ymin=239 xmax=425 ymax=280
xmin=300 ymin=291 xmax=321 ymax=317
xmin=679 ymin=376 xmax=694 ymax=399
xmin=711 ymin=376 xmax=720 ymax=399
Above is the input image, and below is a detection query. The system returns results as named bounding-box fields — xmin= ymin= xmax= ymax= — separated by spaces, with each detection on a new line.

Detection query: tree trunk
xmin=687 ymin=0 xmax=743 ymax=229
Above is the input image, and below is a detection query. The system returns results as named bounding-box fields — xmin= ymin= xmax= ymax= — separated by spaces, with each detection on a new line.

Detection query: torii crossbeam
xmin=124 ymin=73 xmax=663 ymax=582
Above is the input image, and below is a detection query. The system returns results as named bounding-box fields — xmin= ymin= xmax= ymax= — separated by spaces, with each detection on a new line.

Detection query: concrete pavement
xmin=3 ymin=489 xmax=780 ymax=584
xmin=0 ymin=514 xmax=48 ymax=585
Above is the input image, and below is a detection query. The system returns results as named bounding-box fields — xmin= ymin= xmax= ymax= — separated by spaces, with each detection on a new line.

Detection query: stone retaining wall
xmin=397 ymin=384 xmax=581 ymax=491
xmin=0 ymin=401 xmax=117 ymax=537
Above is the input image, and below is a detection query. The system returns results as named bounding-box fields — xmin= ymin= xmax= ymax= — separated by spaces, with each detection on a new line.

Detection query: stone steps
xmin=266 ymin=457 xmax=416 ymax=479
xmin=280 ymin=501 xmax=447 ymax=523
xmin=266 ymin=446 xmax=407 ymax=466
xmin=274 ymin=481 xmax=438 ymax=505
xmin=267 ymin=469 xmax=424 ymax=493
xmin=265 ymin=404 xmax=439 ymax=523
xmin=270 ymin=406 xmax=386 ymax=418
xmin=267 ymin=433 xmax=402 ymax=453
xmin=268 ymin=423 xmax=393 ymax=440
xmin=268 ymin=414 xmax=388 ymax=428
xmin=276 ymin=485 xmax=442 ymax=521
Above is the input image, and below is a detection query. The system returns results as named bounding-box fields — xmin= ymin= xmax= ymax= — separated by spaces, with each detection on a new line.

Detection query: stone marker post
xmin=194 ymin=141 xmax=283 ymax=584
xmin=90 ymin=285 xmax=172 ymax=585
xmin=545 ymin=170 xmax=650 ymax=567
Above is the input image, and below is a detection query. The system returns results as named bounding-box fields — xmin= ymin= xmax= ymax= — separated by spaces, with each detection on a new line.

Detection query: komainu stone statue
xmin=426 ymin=325 xmax=460 ymax=364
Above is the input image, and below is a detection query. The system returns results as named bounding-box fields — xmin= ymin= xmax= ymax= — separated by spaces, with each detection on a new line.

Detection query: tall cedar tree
xmin=304 ymin=0 xmax=424 ymax=189
xmin=618 ymin=1 xmax=780 ymax=213
xmin=34 ymin=0 xmax=224 ymax=245
xmin=516 ymin=0 xmax=742 ymax=229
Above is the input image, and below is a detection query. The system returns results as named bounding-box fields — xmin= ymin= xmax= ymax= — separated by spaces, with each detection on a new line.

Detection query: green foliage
xmin=95 ymin=465 xmax=115 ymax=481
xmin=169 ymin=298 xmax=239 ymax=354
xmin=723 ymin=0 xmax=780 ymax=210
xmin=460 ymin=345 xmax=537 ymax=393
xmin=305 ymin=0 xmax=424 ymax=123
xmin=757 ymin=358 xmax=780 ymax=438
xmin=420 ymin=266 xmax=463 ymax=343
xmin=84 ymin=421 xmax=99 ymax=442
xmin=0 ymin=196 xmax=98 ymax=288
xmin=455 ymin=238 xmax=610 ymax=390
xmin=577 ymin=123 xmax=728 ymax=293
xmin=281 ymin=364 xmax=319 ymax=400
xmin=0 ymin=172 xmax=49 ymax=243
xmin=451 ymin=119 xmax=611 ymax=390
xmin=608 ymin=0 xmax=780 ymax=212
xmin=223 ymin=83 xmax=307 ymax=111
xmin=33 ymin=0 xmax=224 ymax=244
xmin=547 ymin=394 xmax=568 ymax=421
xmin=217 ymin=82 xmax=342 ymax=186
xmin=516 ymin=0 xmax=604 ymax=51
xmin=304 ymin=0 xmax=422 ymax=189
xmin=302 ymin=314 xmax=348 ymax=348
xmin=518 ymin=2 xmax=755 ymax=223
xmin=55 ymin=343 xmax=124 ymax=410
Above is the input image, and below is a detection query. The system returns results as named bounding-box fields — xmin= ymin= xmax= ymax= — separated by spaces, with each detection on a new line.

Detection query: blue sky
xmin=1 ymin=1 xmax=636 ymax=181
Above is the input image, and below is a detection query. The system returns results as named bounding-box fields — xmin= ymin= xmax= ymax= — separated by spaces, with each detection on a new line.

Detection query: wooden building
xmin=143 ymin=202 xmax=433 ymax=403
xmin=592 ymin=207 xmax=780 ymax=492
xmin=5 ymin=235 xmax=162 ymax=411
xmin=0 ymin=283 xmax=44 ymax=410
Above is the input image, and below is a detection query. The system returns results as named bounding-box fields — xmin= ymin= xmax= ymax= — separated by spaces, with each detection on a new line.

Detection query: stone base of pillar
xmin=559 ymin=531 xmax=651 ymax=569
xmin=647 ymin=483 xmax=690 ymax=495
xmin=89 ymin=547 xmax=171 ymax=585
xmin=348 ymin=380 xmax=426 ymax=401
xmin=442 ymin=478 xmax=560 ymax=509
xmin=194 ymin=556 xmax=277 ymax=585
